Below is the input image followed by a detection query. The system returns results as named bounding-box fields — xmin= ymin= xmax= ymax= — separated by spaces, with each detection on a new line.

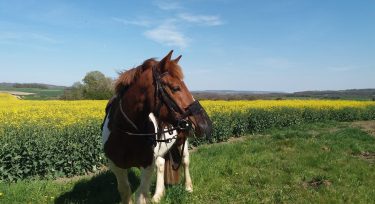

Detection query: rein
xmin=119 ymin=98 xmax=139 ymax=131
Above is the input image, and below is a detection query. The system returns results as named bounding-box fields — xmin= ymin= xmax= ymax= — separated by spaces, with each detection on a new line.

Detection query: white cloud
xmin=144 ymin=22 xmax=189 ymax=48
xmin=0 ymin=31 xmax=59 ymax=44
xmin=154 ymin=0 xmax=181 ymax=10
xmin=112 ymin=17 xmax=151 ymax=27
xmin=112 ymin=3 xmax=224 ymax=48
xmin=327 ymin=66 xmax=355 ymax=72
xmin=178 ymin=13 xmax=223 ymax=26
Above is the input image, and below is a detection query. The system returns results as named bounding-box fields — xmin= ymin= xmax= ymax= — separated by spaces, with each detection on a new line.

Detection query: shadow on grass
xmin=55 ymin=169 xmax=140 ymax=204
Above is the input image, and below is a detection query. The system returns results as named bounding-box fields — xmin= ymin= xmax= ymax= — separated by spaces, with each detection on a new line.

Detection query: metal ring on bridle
xmin=177 ymin=119 xmax=192 ymax=131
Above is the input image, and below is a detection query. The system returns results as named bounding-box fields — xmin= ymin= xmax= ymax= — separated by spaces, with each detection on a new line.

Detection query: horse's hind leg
xmin=182 ymin=140 xmax=193 ymax=192
xmin=152 ymin=156 xmax=165 ymax=203
xmin=135 ymin=164 xmax=153 ymax=204
xmin=108 ymin=160 xmax=133 ymax=204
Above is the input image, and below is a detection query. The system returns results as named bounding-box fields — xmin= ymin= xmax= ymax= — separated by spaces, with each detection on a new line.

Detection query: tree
xmin=61 ymin=71 xmax=114 ymax=100
xmin=82 ymin=71 xmax=113 ymax=99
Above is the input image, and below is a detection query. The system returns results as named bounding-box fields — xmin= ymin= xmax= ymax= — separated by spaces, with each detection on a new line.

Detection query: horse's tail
xmin=164 ymin=145 xmax=181 ymax=185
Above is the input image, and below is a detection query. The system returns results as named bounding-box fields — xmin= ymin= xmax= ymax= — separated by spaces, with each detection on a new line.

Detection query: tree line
xmin=13 ymin=83 xmax=49 ymax=89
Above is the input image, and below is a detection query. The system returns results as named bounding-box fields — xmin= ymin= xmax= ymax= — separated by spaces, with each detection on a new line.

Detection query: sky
xmin=0 ymin=0 xmax=374 ymax=92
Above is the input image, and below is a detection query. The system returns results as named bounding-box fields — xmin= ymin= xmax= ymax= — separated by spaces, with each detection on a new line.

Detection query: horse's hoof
xmin=152 ymin=195 xmax=162 ymax=203
xmin=185 ymin=186 xmax=193 ymax=193
xmin=119 ymin=200 xmax=133 ymax=204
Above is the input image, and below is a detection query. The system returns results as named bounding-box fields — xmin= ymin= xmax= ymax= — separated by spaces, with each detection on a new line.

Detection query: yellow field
xmin=201 ymin=100 xmax=375 ymax=113
xmin=1 ymin=93 xmax=375 ymax=129
xmin=0 ymin=93 xmax=105 ymax=128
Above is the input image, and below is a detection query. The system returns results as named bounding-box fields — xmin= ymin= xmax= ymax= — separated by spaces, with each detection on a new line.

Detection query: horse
xmin=101 ymin=51 xmax=212 ymax=204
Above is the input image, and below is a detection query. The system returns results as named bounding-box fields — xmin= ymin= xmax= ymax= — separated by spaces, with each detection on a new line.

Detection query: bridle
xmin=112 ymin=65 xmax=206 ymax=144
xmin=152 ymin=65 xmax=204 ymax=131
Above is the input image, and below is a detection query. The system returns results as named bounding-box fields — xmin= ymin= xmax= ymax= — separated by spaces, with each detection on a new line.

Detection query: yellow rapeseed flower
xmin=0 ymin=93 xmax=375 ymax=131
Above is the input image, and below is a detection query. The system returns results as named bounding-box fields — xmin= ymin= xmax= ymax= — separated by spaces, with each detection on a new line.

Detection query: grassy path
xmin=0 ymin=121 xmax=374 ymax=203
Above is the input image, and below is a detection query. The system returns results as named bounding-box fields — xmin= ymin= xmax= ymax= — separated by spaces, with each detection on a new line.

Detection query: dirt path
xmin=0 ymin=91 xmax=35 ymax=95
xmin=351 ymin=120 xmax=375 ymax=137
xmin=0 ymin=91 xmax=35 ymax=99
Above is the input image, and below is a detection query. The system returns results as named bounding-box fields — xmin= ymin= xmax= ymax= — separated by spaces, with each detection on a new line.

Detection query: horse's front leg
xmin=152 ymin=156 xmax=165 ymax=203
xmin=183 ymin=140 xmax=193 ymax=192
xmin=135 ymin=164 xmax=154 ymax=204
xmin=108 ymin=160 xmax=133 ymax=204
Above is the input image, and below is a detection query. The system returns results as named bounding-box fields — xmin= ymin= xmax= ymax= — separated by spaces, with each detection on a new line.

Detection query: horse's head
xmin=150 ymin=51 xmax=212 ymax=139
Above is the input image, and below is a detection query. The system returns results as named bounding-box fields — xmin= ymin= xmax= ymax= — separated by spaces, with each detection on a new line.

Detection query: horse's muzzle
xmin=187 ymin=101 xmax=212 ymax=139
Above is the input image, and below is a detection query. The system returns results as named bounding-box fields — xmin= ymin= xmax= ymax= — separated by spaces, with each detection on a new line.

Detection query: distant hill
xmin=0 ymin=82 xmax=66 ymax=89
xmin=1 ymin=82 xmax=374 ymax=101
xmin=195 ymin=90 xmax=284 ymax=94
xmin=192 ymin=89 xmax=375 ymax=100
xmin=192 ymin=90 xmax=286 ymax=100
xmin=0 ymin=82 xmax=66 ymax=100
xmin=291 ymin=89 xmax=375 ymax=100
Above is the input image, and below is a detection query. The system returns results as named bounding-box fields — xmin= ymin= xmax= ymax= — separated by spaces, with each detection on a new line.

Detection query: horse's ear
xmin=173 ymin=55 xmax=182 ymax=64
xmin=159 ymin=50 xmax=173 ymax=71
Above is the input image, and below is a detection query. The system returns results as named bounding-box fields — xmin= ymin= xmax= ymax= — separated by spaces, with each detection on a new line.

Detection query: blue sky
xmin=0 ymin=0 xmax=374 ymax=92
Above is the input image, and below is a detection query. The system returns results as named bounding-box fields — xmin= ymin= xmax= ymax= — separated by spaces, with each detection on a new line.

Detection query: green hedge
xmin=191 ymin=106 xmax=375 ymax=145
xmin=1 ymin=106 xmax=375 ymax=181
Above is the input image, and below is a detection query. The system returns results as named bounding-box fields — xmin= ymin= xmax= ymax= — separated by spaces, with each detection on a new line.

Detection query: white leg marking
xmin=152 ymin=157 xmax=165 ymax=203
xmin=136 ymin=165 xmax=153 ymax=204
xmin=108 ymin=160 xmax=133 ymax=204
xmin=183 ymin=140 xmax=193 ymax=192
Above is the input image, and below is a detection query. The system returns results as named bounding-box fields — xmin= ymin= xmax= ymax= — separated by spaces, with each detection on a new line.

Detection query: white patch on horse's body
xmin=102 ymin=113 xmax=111 ymax=146
xmin=149 ymin=113 xmax=178 ymax=157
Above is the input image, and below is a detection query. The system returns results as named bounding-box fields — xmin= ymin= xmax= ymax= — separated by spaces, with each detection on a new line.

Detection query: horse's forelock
xmin=167 ymin=63 xmax=184 ymax=80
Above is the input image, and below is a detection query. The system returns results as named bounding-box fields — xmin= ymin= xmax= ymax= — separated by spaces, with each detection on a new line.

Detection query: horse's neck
xmin=120 ymin=92 xmax=149 ymax=130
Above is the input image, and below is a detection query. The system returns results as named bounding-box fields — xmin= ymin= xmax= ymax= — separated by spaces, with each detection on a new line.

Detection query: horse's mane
xmin=115 ymin=58 xmax=184 ymax=94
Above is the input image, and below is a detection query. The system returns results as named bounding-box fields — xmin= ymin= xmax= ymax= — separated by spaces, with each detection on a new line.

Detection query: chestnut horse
xmin=101 ymin=51 xmax=212 ymax=204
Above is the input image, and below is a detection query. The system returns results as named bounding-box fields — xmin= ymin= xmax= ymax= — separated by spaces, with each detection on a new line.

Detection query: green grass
xmin=0 ymin=86 xmax=64 ymax=100
xmin=0 ymin=122 xmax=374 ymax=203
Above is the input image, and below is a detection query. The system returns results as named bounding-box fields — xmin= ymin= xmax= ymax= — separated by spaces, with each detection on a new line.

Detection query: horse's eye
xmin=171 ymin=86 xmax=181 ymax=93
